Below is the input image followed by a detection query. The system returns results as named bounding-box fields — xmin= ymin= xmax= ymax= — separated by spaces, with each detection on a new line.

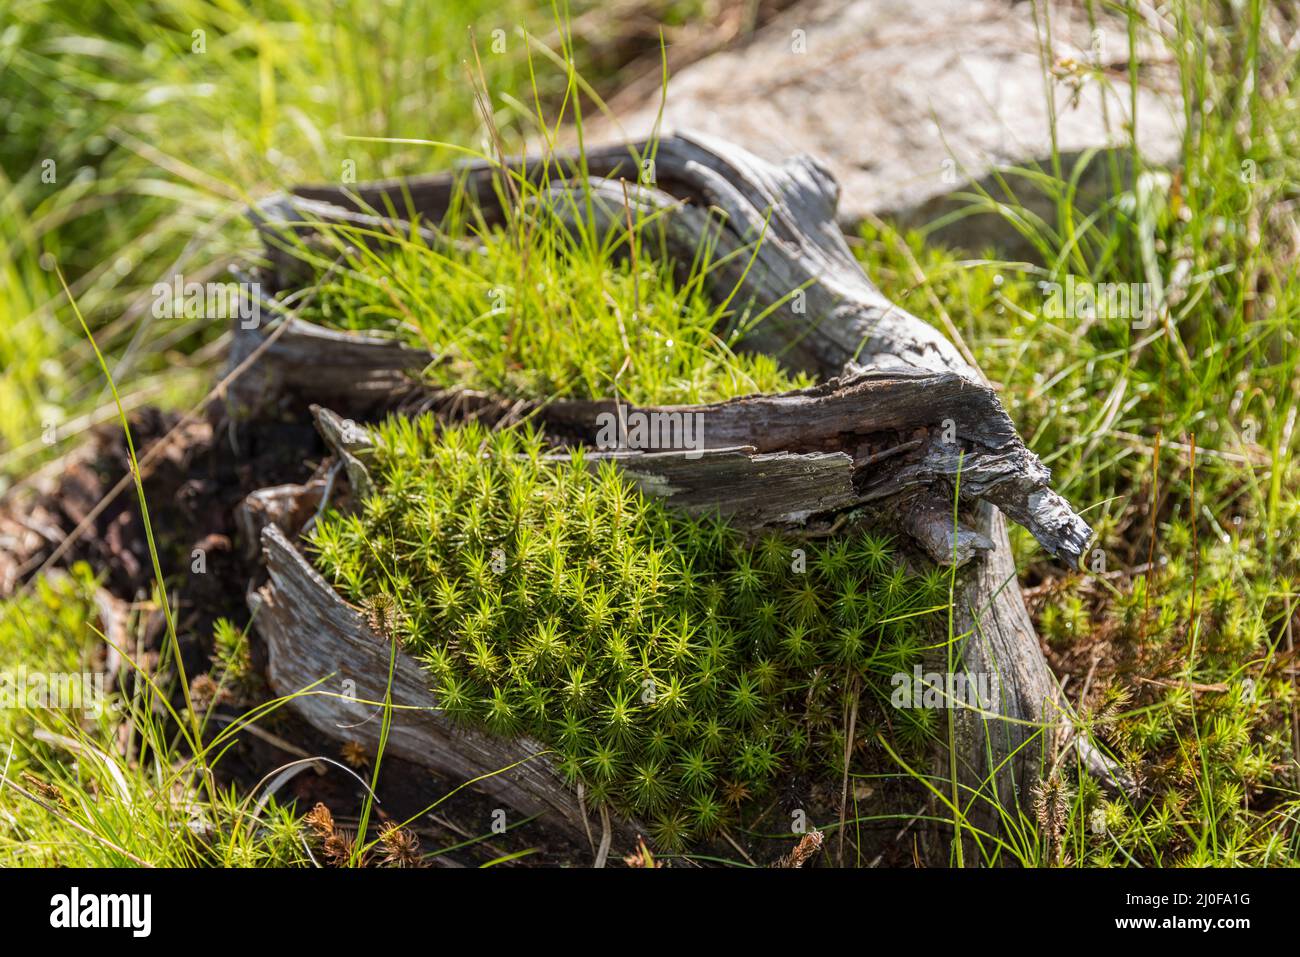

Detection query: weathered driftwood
xmin=239 ymin=131 xmax=1108 ymax=852
xmin=250 ymin=522 xmax=639 ymax=849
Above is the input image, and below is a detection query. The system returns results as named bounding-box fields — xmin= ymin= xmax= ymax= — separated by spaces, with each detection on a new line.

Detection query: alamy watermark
xmin=151 ymin=274 xmax=260 ymax=329
xmin=0 ymin=668 xmax=105 ymax=717
xmin=594 ymin=404 xmax=705 ymax=459
xmin=1040 ymin=274 xmax=1156 ymax=329
xmin=890 ymin=666 xmax=999 ymax=711
xmin=49 ymin=887 xmax=151 ymax=937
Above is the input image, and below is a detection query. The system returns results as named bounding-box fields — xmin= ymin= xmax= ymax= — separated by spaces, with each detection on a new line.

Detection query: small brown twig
xmin=837 ymin=674 xmax=860 ymax=867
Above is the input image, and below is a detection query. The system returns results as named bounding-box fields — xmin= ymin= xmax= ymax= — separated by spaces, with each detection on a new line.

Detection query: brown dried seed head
xmin=21 ymin=772 xmax=65 ymax=807
xmin=378 ymin=825 xmax=422 ymax=867
xmin=304 ymin=802 xmax=336 ymax=839
xmin=775 ymin=828 xmax=824 ymax=868
xmin=322 ymin=828 xmax=356 ymax=867
xmin=340 ymin=740 xmax=369 ymax=768
xmin=189 ymin=674 xmax=222 ymax=713
xmin=1032 ymin=776 xmax=1074 ymax=840
xmin=363 ymin=593 xmax=400 ymax=641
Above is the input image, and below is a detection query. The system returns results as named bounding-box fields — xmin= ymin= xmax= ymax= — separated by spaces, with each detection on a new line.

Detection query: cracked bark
xmin=238 ymin=131 xmax=1109 ymax=855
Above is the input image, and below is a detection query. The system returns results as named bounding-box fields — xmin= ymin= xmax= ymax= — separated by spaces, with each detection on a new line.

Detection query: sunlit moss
xmin=309 ymin=416 xmax=943 ymax=844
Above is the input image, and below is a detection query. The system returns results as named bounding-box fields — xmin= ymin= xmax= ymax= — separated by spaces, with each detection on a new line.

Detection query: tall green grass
xmin=851 ymin=0 xmax=1300 ymax=865
xmin=282 ymin=164 xmax=814 ymax=404
xmin=0 ymin=0 xmax=650 ymax=484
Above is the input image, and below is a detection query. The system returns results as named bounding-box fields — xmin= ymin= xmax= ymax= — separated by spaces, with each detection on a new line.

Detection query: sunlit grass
xmin=850 ymin=0 xmax=1300 ymax=865
xmin=0 ymin=0 xmax=643 ymax=482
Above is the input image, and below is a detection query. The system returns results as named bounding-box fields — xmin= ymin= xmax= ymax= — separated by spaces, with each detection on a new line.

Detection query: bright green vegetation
xmin=309 ymin=416 xmax=946 ymax=848
xmin=0 ymin=0 xmax=673 ymax=483
xmin=4 ymin=0 xmax=1300 ymax=867
xmin=849 ymin=0 xmax=1300 ymax=864
xmin=0 ymin=569 xmax=309 ymax=866
xmin=294 ymin=198 xmax=812 ymax=405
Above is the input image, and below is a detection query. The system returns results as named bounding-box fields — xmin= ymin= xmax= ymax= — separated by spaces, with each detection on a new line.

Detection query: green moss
xmin=309 ymin=416 xmax=943 ymax=845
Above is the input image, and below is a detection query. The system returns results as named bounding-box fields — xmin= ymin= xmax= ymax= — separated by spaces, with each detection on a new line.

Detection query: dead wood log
xmin=237 ymin=131 xmax=1113 ymax=854
xmin=250 ymin=522 xmax=638 ymax=850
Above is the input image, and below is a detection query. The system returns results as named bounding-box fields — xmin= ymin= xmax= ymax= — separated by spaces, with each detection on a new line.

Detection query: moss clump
xmin=309 ymin=416 xmax=946 ymax=847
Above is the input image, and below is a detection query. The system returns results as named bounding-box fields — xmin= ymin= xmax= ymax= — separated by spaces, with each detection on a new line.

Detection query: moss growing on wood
xmin=309 ymin=416 xmax=947 ymax=847
xmin=285 ymin=186 xmax=813 ymax=407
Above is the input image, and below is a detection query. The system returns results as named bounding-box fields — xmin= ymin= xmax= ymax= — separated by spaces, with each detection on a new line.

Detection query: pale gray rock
xmin=590 ymin=0 xmax=1184 ymax=251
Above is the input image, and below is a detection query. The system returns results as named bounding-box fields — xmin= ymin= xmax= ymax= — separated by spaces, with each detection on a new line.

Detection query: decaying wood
xmin=237 ymin=135 xmax=1089 ymax=560
xmin=240 ymin=131 xmax=1116 ymax=852
xmin=235 ymin=480 xmax=326 ymax=560
xmin=223 ymin=312 xmax=431 ymax=421
xmin=251 ymin=522 xmax=639 ymax=850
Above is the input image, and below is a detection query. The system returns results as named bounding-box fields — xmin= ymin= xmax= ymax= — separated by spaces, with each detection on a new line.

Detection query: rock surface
xmin=590 ymin=0 xmax=1184 ymax=249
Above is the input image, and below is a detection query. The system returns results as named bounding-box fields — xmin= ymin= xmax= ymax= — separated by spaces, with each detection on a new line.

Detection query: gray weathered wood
xmin=251 ymin=522 xmax=636 ymax=850
xmin=240 ymin=131 xmax=1112 ymax=852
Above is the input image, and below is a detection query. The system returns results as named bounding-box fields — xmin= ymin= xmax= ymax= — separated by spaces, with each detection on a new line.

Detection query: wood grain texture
xmin=239 ymin=131 xmax=1111 ymax=850
xmin=252 ymin=522 xmax=637 ymax=851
